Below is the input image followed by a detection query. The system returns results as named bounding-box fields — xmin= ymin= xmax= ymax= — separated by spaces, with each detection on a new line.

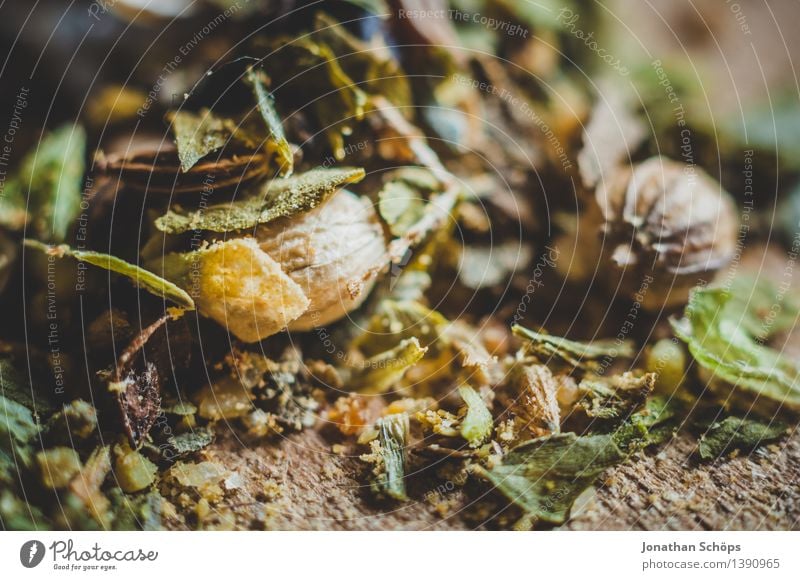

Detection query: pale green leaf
xmin=154 ymin=167 xmax=365 ymax=234
xmin=458 ymin=385 xmax=493 ymax=447
xmin=24 ymin=240 xmax=195 ymax=309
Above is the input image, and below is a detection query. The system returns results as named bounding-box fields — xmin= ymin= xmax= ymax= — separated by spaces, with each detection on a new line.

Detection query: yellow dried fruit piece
xmin=114 ymin=444 xmax=158 ymax=493
xmin=160 ymin=238 xmax=310 ymax=342
xmin=195 ymin=376 xmax=254 ymax=420
xmin=37 ymin=447 xmax=82 ymax=489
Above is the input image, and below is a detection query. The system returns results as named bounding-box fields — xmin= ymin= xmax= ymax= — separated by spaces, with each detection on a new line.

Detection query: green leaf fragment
xmin=345 ymin=337 xmax=427 ymax=394
xmin=482 ymin=397 xmax=678 ymax=523
xmin=23 ymin=239 xmax=195 ymax=309
xmin=36 ymin=447 xmax=82 ymax=489
xmin=481 ymin=431 xmax=626 ymax=524
xmin=154 ymin=166 xmax=365 ymax=234
xmin=245 ymin=67 xmax=293 ymax=175
xmin=378 ymin=181 xmax=428 ymax=237
xmin=169 ymin=109 xmax=244 ymax=173
xmin=671 ymin=283 xmax=800 ymax=414
xmin=698 ymin=416 xmax=787 ymax=461
xmin=575 ymin=372 xmax=655 ymax=422
xmin=351 ymin=299 xmax=450 ymax=358
xmin=372 ymin=413 xmax=409 ymax=501
xmin=513 ymin=325 xmax=634 ymax=372
xmin=458 ymin=385 xmax=493 ymax=447
xmin=167 ymin=428 xmax=214 ymax=459
xmin=0 ymin=124 xmax=86 ymax=242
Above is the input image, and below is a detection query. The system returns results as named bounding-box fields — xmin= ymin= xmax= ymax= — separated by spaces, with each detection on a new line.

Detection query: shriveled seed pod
xmin=596 ymin=156 xmax=738 ymax=309
xmin=255 ymin=189 xmax=387 ymax=331
xmin=158 ymin=189 xmax=387 ymax=342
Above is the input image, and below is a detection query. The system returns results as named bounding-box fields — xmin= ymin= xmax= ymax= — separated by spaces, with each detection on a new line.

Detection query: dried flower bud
xmin=597 ymin=156 xmax=738 ymax=309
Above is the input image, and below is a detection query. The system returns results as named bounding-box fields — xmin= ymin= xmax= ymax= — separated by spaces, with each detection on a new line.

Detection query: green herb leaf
xmin=244 ymin=67 xmax=293 ymax=176
xmin=481 ymin=397 xmax=677 ymax=523
xmin=169 ymin=109 xmax=247 ymax=173
xmin=345 ymin=337 xmax=427 ymax=395
xmin=378 ymin=181 xmax=427 ymax=237
xmin=481 ymin=431 xmax=626 ymax=523
xmin=24 ymin=240 xmax=195 ymax=309
xmin=458 ymin=385 xmax=493 ymax=447
xmin=575 ymin=372 xmax=655 ymax=422
xmin=697 ymin=416 xmax=788 ymax=461
xmin=671 ymin=284 xmax=800 ymax=414
xmin=1 ymin=125 xmax=86 ymax=242
xmin=371 ymin=413 xmax=409 ymax=501
xmin=351 ymin=299 xmax=450 ymax=358
xmin=154 ymin=167 xmax=365 ymax=234
xmin=512 ymin=325 xmax=634 ymax=372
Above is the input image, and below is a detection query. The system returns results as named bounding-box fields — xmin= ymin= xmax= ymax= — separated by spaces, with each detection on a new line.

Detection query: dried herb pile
xmin=0 ymin=0 xmax=797 ymax=530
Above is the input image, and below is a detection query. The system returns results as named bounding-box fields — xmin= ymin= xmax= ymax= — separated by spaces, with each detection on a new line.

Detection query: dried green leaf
xmin=258 ymin=34 xmax=368 ymax=159
xmin=351 ymin=299 xmax=450 ymax=358
xmin=370 ymin=413 xmax=409 ymax=501
xmin=481 ymin=431 xmax=625 ymax=524
xmin=44 ymin=399 xmax=97 ymax=443
xmin=108 ymin=488 xmax=163 ymax=530
xmin=378 ymin=181 xmax=427 ymax=237
xmin=725 ymin=276 xmax=800 ymax=340
xmin=37 ymin=447 xmax=82 ymax=489
xmin=574 ymin=372 xmax=655 ymax=422
xmin=167 ymin=428 xmax=214 ymax=460
xmin=345 ymin=337 xmax=427 ymax=395
xmin=458 ymin=385 xmax=493 ymax=447
xmin=0 ymin=393 xmax=39 ymax=466
xmin=481 ymin=397 xmax=677 ymax=523
xmin=244 ymin=67 xmax=293 ymax=175
xmin=24 ymin=239 xmax=195 ymax=309
xmin=671 ymin=284 xmax=800 ymax=415
xmin=512 ymin=325 xmax=634 ymax=373
xmin=67 ymin=445 xmax=112 ymax=528
xmin=697 ymin=417 xmax=787 ymax=461
xmin=114 ymin=442 xmax=158 ymax=493
xmin=169 ymin=109 xmax=246 ymax=173
xmin=698 ymin=416 xmax=788 ymax=461
xmin=1 ymin=125 xmax=85 ymax=242
xmin=155 ymin=167 xmax=365 ymax=234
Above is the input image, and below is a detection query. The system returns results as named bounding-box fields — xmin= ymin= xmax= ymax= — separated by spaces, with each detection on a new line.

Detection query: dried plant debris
xmin=499 ymin=364 xmax=562 ymax=439
xmin=157 ymin=238 xmax=309 ymax=341
xmin=573 ymin=372 xmax=655 ymax=423
xmin=108 ymin=316 xmax=171 ymax=447
xmin=97 ymin=146 xmax=270 ymax=195
xmin=1 ymin=3 xmax=799 ymax=532
xmin=168 ymin=108 xmax=254 ymax=173
xmin=168 ymin=63 xmax=292 ymax=175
